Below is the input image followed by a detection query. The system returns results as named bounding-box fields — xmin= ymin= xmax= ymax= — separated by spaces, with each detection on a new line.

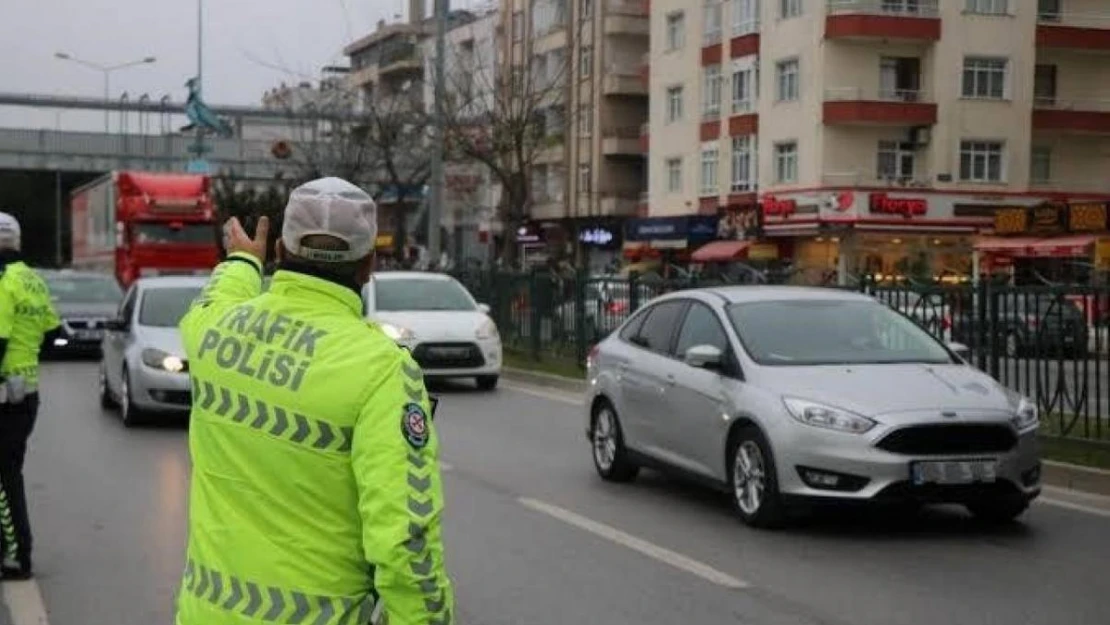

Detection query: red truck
xmin=70 ymin=171 xmax=220 ymax=288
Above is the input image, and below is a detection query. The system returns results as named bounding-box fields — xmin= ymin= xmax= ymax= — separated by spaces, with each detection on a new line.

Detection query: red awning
xmin=975 ymin=235 xmax=1097 ymax=258
xmin=692 ymin=240 xmax=752 ymax=263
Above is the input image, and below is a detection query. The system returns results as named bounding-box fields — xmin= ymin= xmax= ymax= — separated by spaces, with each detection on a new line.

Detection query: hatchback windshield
xmin=374 ymin=278 xmax=475 ymax=312
xmin=727 ymin=299 xmax=953 ymax=366
xmin=45 ymin=274 xmax=122 ymax=304
xmin=139 ymin=287 xmax=202 ymax=327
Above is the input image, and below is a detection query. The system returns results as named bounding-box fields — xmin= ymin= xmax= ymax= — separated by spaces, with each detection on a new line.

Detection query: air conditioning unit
xmin=909 ymin=126 xmax=931 ymax=146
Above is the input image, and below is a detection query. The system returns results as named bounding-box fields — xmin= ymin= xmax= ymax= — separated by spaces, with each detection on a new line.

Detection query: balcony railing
xmin=822 ymin=171 xmax=933 ymax=187
xmin=604 ymin=125 xmax=642 ymax=139
xmin=825 ymin=86 xmax=930 ymax=102
xmin=1028 ymin=177 xmax=1110 ymax=193
xmin=731 ymin=99 xmax=756 ymax=115
xmin=826 ymin=0 xmax=938 ymax=17
xmin=606 ymin=0 xmax=647 ymax=16
xmin=1033 ymin=97 xmax=1110 ymax=112
xmin=1037 ymin=11 xmax=1110 ymax=29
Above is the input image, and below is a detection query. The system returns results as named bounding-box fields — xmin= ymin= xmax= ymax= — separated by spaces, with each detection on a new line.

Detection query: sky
xmin=0 ymin=0 xmax=431 ymax=131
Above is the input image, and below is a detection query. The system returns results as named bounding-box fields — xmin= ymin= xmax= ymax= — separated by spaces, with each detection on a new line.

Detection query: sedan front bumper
xmin=130 ymin=364 xmax=192 ymax=413
xmin=398 ymin=337 xmax=503 ymax=379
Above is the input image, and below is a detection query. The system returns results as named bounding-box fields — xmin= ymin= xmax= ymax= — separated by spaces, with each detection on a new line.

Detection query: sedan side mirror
xmin=477 ymin=303 xmax=491 ymax=314
xmin=947 ymin=342 xmax=971 ymax=361
xmin=685 ymin=344 xmax=724 ymax=369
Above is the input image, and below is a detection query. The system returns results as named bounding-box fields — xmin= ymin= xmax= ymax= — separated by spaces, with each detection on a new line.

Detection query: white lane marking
xmin=2 ymin=579 xmax=50 ymax=625
xmin=1037 ymin=496 xmax=1110 ymax=519
xmin=440 ymin=461 xmax=454 ymax=472
xmin=499 ymin=382 xmax=581 ymax=406
xmin=518 ymin=497 xmax=749 ymax=589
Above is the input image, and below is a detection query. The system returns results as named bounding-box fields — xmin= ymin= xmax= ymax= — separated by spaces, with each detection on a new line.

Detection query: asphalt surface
xmin=8 ymin=361 xmax=1110 ymax=625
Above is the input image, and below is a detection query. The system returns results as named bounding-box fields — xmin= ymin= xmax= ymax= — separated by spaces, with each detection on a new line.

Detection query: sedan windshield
xmin=139 ymin=287 xmax=202 ymax=327
xmin=727 ymin=299 xmax=954 ymax=366
xmin=374 ymin=278 xmax=476 ymax=312
xmin=45 ymin=275 xmax=122 ymax=304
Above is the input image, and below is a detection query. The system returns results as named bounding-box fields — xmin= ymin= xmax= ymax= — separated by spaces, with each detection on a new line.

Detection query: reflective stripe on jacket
xmin=0 ymin=262 xmax=60 ymax=386
xmin=176 ymin=253 xmax=453 ymax=625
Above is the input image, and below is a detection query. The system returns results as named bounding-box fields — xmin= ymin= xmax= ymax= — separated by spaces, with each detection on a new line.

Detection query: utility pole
xmin=427 ymin=0 xmax=448 ymax=261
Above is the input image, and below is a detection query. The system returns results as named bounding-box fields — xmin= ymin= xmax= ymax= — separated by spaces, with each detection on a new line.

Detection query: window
xmin=1030 ymin=146 xmax=1052 ymax=184
xmin=580 ymin=0 xmax=593 ymax=20
xmin=619 ymin=308 xmax=649 ymax=342
xmin=879 ymin=57 xmax=921 ymax=101
xmin=44 ymin=274 xmax=123 ymax=304
xmin=703 ymin=0 xmax=723 ymax=44
xmin=666 ymin=157 xmax=683 ymax=192
xmin=965 ymin=0 xmax=1008 ymax=15
xmin=779 ymin=0 xmax=801 ymax=18
xmin=675 ymin=303 xmax=730 ymax=359
xmin=877 ymin=141 xmax=916 ymax=181
xmin=578 ymin=105 xmax=592 ymax=135
xmin=774 ymin=141 xmax=797 ymax=183
xmin=776 ymin=58 xmax=799 ymax=102
xmin=732 ymin=0 xmax=759 ymax=35
xmin=700 ymin=145 xmax=720 ymax=195
xmin=1034 ymin=64 xmax=1057 ymax=106
xmin=731 ymin=136 xmax=756 ymax=192
xmin=374 ymin=278 xmax=477 ymax=312
xmin=962 ymin=57 xmax=1008 ymax=99
xmin=731 ymin=63 xmax=757 ymax=113
xmin=634 ymin=301 xmax=688 ymax=355
xmin=881 ymin=0 xmax=925 ymax=13
xmin=666 ymin=12 xmax=685 ymax=51
xmin=513 ymin=11 xmax=524 ymax=40
xmin=139 ymin=287 xmax=203 ymax=328
xmin=118 ymin=286 xmax=138 ymax=325
xmin=1038 ymin=0 xmax=1061 ymax=21
xmin=666 ymin=85 xmax=684 ymax=122
xmin=579 ymin=46 xmax=593 ymax=78
xmin=959 ymin=140 xmax=1005 ymax=182
xmin=578 ymin=164 xmax=591 ymax=194
xmin=702 ymin=64 xmax=722 ymax=119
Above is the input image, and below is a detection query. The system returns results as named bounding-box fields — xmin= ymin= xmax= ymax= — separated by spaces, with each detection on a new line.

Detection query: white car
xmin=364 ymin=272 xmax=503 ymax=390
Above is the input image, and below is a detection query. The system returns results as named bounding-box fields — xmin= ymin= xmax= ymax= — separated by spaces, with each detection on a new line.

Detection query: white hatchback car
xmin=364 ymin=272 xmax=502 ymax=390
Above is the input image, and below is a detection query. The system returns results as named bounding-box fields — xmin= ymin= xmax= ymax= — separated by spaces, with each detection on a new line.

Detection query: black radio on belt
xmin=428 ymin=395 xmax=439 ymax=421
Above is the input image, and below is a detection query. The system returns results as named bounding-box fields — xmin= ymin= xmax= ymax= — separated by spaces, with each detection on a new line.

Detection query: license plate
xmin=911 ymin=459 xmax=997 ymax=486
xmin=429 ymin=348 xmax=470 ymax=358
xmin=74 ymin=330 xmax=103 ymax=341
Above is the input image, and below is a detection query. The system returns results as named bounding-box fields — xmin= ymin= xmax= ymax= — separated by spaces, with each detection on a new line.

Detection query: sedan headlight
xmin=379 ymin=322 xmax=415 ymax=342
xmin=1012 ymin=397 xmax=1039 ymax=432
xmin=141 ymin=348 xmax=187 ymax=373
xmin=783 ymin=397 xmax=876 ymax=434
xmin=476 ymin=319 xmax=499 ymax=340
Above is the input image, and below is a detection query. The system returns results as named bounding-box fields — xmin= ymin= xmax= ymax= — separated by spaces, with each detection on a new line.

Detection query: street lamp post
xmin=54 ymin=52 xmax=157 ymax=133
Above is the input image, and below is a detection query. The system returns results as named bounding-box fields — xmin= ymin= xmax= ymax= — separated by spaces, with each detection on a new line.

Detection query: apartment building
xmin=645 ymin=0 xmax=1110 ymax=283
xmin=502 ymin=0 xmax=649 ymax=267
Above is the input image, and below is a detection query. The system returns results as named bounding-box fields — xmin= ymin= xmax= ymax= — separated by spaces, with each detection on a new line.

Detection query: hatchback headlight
xmin=476 ymin=319 xmax=499 ymax=340
xmin=783 ymin=397 xmax=876 ymax=434
xmin=141 ymin=348 xmax=186 ymax=373
xmin=1012 ymin=397 xmax=1039 ymax=432
xmin=379 ymin=322 xmax=415 ymax=341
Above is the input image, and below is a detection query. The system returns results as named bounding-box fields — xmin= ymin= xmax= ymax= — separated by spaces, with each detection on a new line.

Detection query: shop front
xmin=623 ymin=215 xmax=718 ymax=275
xmin=975 ymin=201 xmax=1110 ymax=285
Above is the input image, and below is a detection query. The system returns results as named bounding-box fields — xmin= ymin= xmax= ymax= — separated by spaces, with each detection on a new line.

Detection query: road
xmin=4 ymin=361 xmax=1110 ymax=625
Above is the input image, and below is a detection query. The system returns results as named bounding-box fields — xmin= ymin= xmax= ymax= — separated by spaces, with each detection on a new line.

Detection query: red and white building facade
xmin=645 ymin=0 xmax=1110 ymax=283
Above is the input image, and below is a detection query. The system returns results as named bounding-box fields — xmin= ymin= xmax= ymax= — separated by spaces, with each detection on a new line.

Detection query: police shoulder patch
xmin=401 ymin=402 xmax=430 ymax=449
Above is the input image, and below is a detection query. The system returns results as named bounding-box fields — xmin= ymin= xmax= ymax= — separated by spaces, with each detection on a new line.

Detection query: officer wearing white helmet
xmin=0 ymin=212 xmax=59 ymax=580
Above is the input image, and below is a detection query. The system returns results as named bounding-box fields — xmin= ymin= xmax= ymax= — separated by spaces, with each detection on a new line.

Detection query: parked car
xmin=872 ymin=290 xmax=953 ymax=342
xmin=40 ymin=269 xmax=123 ymax=357
xmin=365 ymin=272 xmax=502 ymax=390
xmin=584 ymin=286 xmax=1040 ymax=528
xmin=99 ymin=276 xmax=205 ymax=426
xmin=950 ymin=293 xmax=1088 ymax=358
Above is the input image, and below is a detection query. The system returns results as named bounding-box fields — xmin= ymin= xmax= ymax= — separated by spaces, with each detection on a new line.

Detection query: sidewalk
xmin=502 ymin=367 xmax=1110 ymax=499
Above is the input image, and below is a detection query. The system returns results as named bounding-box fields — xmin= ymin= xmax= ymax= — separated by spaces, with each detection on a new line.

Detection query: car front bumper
xmin=396 ymin=337 xmax=503 ymax=379
xmin=772 ymin=419 xmax=1041 ymax=505
xmin=130 ymin=365 xmax=192 ymax=413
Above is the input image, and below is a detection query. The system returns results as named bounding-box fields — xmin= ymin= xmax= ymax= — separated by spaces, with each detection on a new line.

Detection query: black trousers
xmin=0 ymin=393 xmax=38 ymax=572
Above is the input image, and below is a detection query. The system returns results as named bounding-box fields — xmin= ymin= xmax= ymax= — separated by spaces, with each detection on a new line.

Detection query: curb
xmin=502 ymin=367 xmax=1110 ymax=497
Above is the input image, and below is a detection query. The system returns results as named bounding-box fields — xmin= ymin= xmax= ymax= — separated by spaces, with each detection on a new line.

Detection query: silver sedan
xmin=584 ymin=286 xmax=1041 ymax=528
xmin=99 ymin=276 xmax=205 ymax=426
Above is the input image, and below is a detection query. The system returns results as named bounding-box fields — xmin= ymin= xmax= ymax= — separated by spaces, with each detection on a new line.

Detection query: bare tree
xmin=440 ymin=10 xmax=582 ymax=264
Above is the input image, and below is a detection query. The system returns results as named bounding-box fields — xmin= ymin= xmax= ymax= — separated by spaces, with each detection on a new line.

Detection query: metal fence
xmin=455 ymin=269 xmax=1110 ymax=445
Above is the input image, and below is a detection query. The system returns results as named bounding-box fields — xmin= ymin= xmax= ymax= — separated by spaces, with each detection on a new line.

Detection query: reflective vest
xmin=176 ymin=253 xmax=454 ymax=625
xmin=0 ymin=261 xmax=60 ymax=388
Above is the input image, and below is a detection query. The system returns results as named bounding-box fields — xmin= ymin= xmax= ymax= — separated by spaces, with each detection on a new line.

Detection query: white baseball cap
xmin=0 ymin=212 xmax=21 ymax=252
xmin=281 ymin=177 xmax=377 ymax=263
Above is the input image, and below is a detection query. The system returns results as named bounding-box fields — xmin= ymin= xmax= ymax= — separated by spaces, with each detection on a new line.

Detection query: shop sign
xmin=761 ymin=195 xmax=796 ymax=218
xmin=1068 ymin=202 xmax=1109 ymax=232
xmin=1028 ymin=203 xmax=1066 ymax=235
xmin=868 ymin=193 xmax=927 ymax=218
xmin=579 ymin=227 xmax=616 ymax=246
xmin=993 ymin=207 xmax=1028 ymax=234
xmin=688 ymin=216 xmax=720 ymax=241
xmin=1097 ymin=239 xmax=1110 ymax=270
xmin=515 ymin=223 xmax=543 ymax=244
xmin=718 ymin=205 xmax=762 ymax=240
xmin=626 ymin=216 xmax=687 ymax=241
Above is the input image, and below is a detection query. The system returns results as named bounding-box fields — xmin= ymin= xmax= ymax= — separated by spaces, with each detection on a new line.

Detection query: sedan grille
xmin=875 ymin=424 xmax=1017 ymax=455
xmin=412 ymin=342 xmax=485 ymax=369
xmin=65 ymin=318 xmax=108 ymax=330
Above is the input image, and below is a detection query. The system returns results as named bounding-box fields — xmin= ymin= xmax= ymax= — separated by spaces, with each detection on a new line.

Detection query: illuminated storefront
xmin=975 ymin=201 xmax=1110 ymax=284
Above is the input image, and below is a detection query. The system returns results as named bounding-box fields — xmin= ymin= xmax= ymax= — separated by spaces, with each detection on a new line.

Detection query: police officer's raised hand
xmin=223 ymin=216 xmax=269 ymax=262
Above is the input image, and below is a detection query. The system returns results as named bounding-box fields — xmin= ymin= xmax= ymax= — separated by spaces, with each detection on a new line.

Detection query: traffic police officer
xmin=0 ymin=212 xmax=60 ymax=580
xmin=176 ymin=178 xmax=453 ymax=625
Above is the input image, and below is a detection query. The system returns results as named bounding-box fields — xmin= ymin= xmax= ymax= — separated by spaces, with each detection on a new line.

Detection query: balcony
xmin=378 ymin=44 xmax=423 ymax=77
xmin=823 ymin=87 xmax=937 ymax=125
xmin=603 ymin=67 xmax=648 ymax=96
xmin=729 ymin=99 xmax=759 ymax=135
xmin=1032 ymin=98 xmax=1110 ymax=134
xmin=602 ymin=127 xmax=642 ymax=155
xmin=1028 ymin=176 xmax=1110 ymax=195
xmin=825 ymin=0 xmax=941 ymax=42
xmin=1037 ymin=11 xmax=1110 ymax=52
xmin=599 ymin=192 xmax=640 ymax=215
xmin=604 ymin=0 xmax=648 ymax=36
xmin=823 ymin=171 xmax=933 ymax=188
